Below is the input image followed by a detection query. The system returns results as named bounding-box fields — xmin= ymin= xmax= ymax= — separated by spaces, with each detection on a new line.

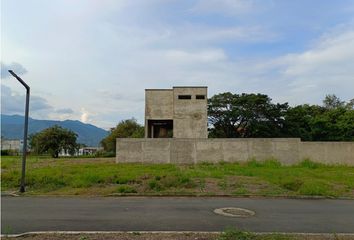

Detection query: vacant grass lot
xmin=1 ymin=156 xmax=353 ymax=198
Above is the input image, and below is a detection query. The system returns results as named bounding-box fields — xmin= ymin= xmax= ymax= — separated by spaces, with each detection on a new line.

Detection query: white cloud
xmin=273 ymin=28 xmax=354 ymax=77
xmin=80 ymin=108 xmax=90 ymax=123
xmin=190 ymin=0 xmax=255 ymax=15
xmin=270 ymin=26 xmax=354 ymax=104
xmin=1 ymin=62 xmax=28 ymax=78
xmin=1 ymin=84 xmax=52 ymax=115
xmin=2 ymin=0 xmax=353 ymax=129
xmin=164 ymin=49 xmax=227 ymax=63
xmin=221 ymin=24 xmax=354 ymax=105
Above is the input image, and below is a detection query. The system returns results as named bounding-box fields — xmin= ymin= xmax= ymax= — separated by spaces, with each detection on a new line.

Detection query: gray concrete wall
xmin=145 ymin=89 xmax=174 ymax=120
xmin=173 ymin=87 xmax=208 ymax=138
xmin=300 ymin=142 xmax=354 ymax=165
xmin=116 ymin=138 xmax=354 ymax=165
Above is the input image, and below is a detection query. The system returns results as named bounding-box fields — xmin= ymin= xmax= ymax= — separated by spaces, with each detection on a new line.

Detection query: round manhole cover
xmin=214 ymin=207 xmax=255 ymax=217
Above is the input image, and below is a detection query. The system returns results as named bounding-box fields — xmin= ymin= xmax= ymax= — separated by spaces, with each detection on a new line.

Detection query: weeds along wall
xmin=116 ymin=138 xmax=354 ymax=165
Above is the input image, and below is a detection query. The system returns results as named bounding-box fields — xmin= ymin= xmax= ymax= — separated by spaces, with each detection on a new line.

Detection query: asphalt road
xmin=2 ymin=197 xmax=354 ymax=234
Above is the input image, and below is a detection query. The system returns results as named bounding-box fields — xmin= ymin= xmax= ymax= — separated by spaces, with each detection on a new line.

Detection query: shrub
xmin=1 ymin=150 xmax=10 ymax=156
xmin=1 ymin=149 xmax=19 ymax=156
xmin=299 ymin=181 xmax=333 ymax=196
xmin=158 ymin=175 xmax=196 ymax=189
xmin=148 ymin=180 xmax=162 ymax=191
xmin=281 ymin=179 xmax=304 ymax=191
xmin=298 ymin=159 xmax=324 ymax=169
xmin=218 ymin=228 xmax=255 ymax=240
xmin=95 ymin=151 xmax=115 ymax=158
xmin=116 ymin=185 xmax=137 ymax=193
xmin=247 ymin=159 xmax=281 ymax=168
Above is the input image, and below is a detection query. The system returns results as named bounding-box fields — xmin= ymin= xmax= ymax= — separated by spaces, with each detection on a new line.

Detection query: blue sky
xmin=1 ymin=0 xmax=354 ymax=129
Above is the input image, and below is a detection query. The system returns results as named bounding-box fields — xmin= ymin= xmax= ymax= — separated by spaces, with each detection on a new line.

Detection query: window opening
xmin=178 ymin=95 xmax=191 ymax=99
xmin=196 ymin=95 xmax=205 ymax=99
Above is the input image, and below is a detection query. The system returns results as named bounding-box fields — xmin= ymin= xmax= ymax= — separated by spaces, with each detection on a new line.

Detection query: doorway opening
xmin=147 ymin=120 xmax=173 ymax=138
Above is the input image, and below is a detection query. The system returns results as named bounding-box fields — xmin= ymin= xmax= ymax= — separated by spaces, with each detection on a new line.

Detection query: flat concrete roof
xmin=145 ymin=89 xmax=172 ymax=91
xmin=173 ymin=86 xmax=207 ymax=88
xmin=146 ymin=86 xmax=207 ymax=91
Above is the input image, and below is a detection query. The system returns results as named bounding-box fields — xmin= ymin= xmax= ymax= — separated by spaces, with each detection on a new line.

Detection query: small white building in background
xmin=79 ymin=147 xmax=103 ymax=155
xmin=1 ymin=139 xmax=23 ymax=152
xmin=59 ymin=147 xmax=103 ymax=157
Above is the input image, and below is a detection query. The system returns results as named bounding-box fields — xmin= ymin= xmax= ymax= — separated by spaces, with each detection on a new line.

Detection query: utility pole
xmin=8 ymin=70 xmax=30 ymax=193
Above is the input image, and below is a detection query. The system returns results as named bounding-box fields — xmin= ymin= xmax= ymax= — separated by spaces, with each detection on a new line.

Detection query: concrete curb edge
xmin=2 ymin=193 xmax=354 ymax=200
xmin=2 ymin=231 xmax=354 ymax=238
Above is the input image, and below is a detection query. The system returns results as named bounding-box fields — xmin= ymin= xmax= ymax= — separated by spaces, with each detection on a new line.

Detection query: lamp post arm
xmin=8 ymin=70 xmax=30 ymax=193
xmin=8 ymin=70 xmax=30 ymax=91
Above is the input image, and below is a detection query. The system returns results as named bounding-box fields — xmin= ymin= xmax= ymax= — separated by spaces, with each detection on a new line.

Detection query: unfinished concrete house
xmin=145 ymin=86 xmax=208 ymax=139
xmin=116 ymin=86 xmax=354 ymax=166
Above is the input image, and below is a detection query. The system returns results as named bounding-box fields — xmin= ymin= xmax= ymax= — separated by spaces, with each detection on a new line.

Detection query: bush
xmin=148 ymin=180 xmax=162 ymax=191
xmin=298 ymin=159 xmax=324 ymax=169
xmin=299 ymin=181 xmax=333 ymax=196
xmin=218 ymin=228 xmax=255 ymax=240
xmin=116 ymin=185 xmax=137 ymax=193
xmin=281 ymin=179 xmax=304 ymax=191
xmin=247 ymin=159 xmax=281 ymax=168
xmin=1 ymin=149 xmax=19 ymax=156
xmin=94 ymin=151 xmax=115 ymax=158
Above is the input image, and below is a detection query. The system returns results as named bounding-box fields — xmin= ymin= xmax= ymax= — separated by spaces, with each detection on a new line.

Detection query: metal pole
xmin=8 ymin=70 xmax=30 ymax=193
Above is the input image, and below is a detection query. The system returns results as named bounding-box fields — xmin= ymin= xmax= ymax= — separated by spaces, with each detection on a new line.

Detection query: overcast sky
xmin=1 ymin=0 xmax=354 ymax=129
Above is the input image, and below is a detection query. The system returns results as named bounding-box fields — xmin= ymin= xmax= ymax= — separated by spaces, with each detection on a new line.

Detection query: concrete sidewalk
xmin=2 ymin=197 xmax=354 ymax=234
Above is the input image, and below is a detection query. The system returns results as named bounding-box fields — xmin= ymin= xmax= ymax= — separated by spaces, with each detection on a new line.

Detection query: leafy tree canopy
xmin=101 ymin=119 xmax=144 ymax=152
xmin=29 ymin=125 xmax=78 ymax=158
xmin=323 ymin=94 xmax=345 ymax=109
xmin=208 ymin=93 xmax=354 ymax=141
xmin=208 ymin=93 xmax=289 ymax=138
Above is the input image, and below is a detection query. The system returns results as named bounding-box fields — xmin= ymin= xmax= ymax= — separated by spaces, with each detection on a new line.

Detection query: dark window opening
xmin=196 ymin=95 xmax=205 ymax=99
xmin=178 ymin=95 xmax=191 ymax=99
xmin=147 ymin=119 xmax=173 ymax=138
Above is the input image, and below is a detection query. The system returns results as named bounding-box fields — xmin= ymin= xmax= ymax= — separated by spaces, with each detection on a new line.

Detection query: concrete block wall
xmin=116 ymin=138 xmax=354 ymax=165
xmin=300 ymin=142 xmax=354 ymax=165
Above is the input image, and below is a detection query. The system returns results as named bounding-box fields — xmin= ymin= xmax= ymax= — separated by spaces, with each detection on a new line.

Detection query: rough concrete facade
xmin=145 ymin=87 xmax=207 ymax=138
xmin=300 ymin=142 xmax=354 ymax=165
xmin=116 ymin=138 xmax=354 ymax=165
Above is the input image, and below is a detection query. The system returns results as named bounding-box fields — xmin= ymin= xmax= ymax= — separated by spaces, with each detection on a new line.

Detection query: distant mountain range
xmin=1 ymin=114 xmax=109 ymax=147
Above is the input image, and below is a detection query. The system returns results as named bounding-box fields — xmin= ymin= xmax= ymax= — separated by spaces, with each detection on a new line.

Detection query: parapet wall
xmin=116 ymin=138 xmax=354 ymax=165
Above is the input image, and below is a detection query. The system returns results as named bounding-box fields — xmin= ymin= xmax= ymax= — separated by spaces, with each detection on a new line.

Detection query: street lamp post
xmin=8 ymin=70 xmax=30 ymax=193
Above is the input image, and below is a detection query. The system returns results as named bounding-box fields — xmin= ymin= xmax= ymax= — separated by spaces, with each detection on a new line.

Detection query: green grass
xmin=1 ymin=156 xmax=353 ymax=197
xmin=218 ymin=228 xmax=295 ymax=240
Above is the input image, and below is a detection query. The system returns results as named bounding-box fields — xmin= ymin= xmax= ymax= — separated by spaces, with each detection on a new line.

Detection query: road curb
xmin=107 ymin=194 xmax=354 ymax=200
xmin=2 ymin=193 xmax=353 ymax=200
xmin=1 ymin=191 xmax=19 ymax=197
xmin=2 ymin=231 xmax=354 ymax=238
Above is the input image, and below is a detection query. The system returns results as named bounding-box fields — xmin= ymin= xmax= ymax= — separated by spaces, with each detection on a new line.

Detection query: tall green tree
xmin=283 ymin=104 xmax=324 ymax=141
xmin=29 ymin=125 xmax=78 ymax=158
xmin=101 ymin=119 xmax=144 ymax=152
xmin=208 ymin=93 xmax=289 ymax=138
xmin=284 ymin=95 xmax=354 ymax=141
xmin=310 ymin=107 xmax=354 ymax=141
xmin=323 ymin=94 xmax=345 ymax=109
